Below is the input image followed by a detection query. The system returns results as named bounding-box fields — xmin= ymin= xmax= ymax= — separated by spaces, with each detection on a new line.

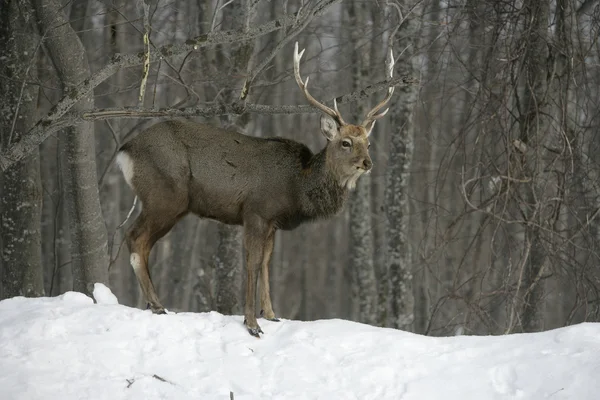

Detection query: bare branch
xmin=82 ymin=75 xmax=415 ymax=120
xmin=0 ymin=73 xmax=415 ymax=172
xmin=0 ymin=5 xmax=343 ymax=172
xmin=138 ymin=0 xmax=151 ymax=104
xmin=241 ymin=0 xmax=344 ymax=100
xmin=576 ymin=0 xmax=598 ymax=15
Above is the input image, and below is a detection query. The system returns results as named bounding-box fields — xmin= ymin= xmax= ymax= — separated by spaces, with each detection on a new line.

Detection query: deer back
xmin=118 ymin=119 xmax=347 ymax=228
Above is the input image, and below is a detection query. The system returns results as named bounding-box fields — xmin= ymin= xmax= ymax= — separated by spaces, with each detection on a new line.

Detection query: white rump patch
xmin=130 ymin=253 xmax=141 ymax=272
xmin=116 ymin=151 xmax=135 ymax=188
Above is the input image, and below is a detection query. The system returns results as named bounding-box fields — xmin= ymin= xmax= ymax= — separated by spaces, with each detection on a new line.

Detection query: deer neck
xmin=299 ymin=146 xmax=349 ymax=219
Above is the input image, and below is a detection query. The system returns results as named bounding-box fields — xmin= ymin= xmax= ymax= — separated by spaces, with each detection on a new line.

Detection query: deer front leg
xmin=243 ymin=219 xmax=271 ymax=337
xmin=259 ymin=231 xmax=278 ymax=321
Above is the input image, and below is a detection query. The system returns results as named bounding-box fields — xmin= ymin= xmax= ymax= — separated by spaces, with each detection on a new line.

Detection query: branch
xmin=81 ymin=76 xmax=416 ymax=120
xmin=576 ymin=0 xmax=599 ymax=15
xmin=0 ymin=10 xmax=309 ymax=172
xmin=1 ymin=1 xmax=406 ymax=172
xmin=241 ymin=0 xmax=343 ymax=99
xmin=138 ymin=0 xmax=151 ymax=104
xmin=0 ymin=75 xmax=416 ymax=172
xmin=0 ymin=115 xmax=79 ymax=172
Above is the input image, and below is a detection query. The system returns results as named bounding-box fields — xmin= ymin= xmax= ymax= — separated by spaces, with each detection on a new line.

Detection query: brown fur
xmin=117 ymin=116 xmax=374 ymax=336
xmin=116 ymin=40 xmax=396 ymax=337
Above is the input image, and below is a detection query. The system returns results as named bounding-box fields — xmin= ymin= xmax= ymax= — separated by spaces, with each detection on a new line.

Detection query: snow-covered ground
xmin=1 ymin=284 xmax=599 ymax=400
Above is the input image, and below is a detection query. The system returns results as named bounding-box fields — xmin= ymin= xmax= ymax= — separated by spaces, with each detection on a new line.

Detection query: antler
xmin=362 ymin=48 xmax=395 ymax=126
xmin=293 ymin=42 xmax=346 ymax=126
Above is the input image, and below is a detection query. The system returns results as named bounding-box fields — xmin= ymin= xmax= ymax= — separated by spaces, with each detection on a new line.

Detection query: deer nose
xmin=363 ymin=158 xmax=373 ymax=170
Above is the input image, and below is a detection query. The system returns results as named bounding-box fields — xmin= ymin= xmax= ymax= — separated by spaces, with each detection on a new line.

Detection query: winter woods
xmin=1 ymin=0 xmax=600 ymax=335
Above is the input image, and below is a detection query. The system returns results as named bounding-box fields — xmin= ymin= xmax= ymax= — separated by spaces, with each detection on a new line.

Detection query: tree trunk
xmin=210 ymin=0 xmax=255 ymax=315
xmin=347 ymin=0 xmax=378 ymax=326
xmin=0 ymin=0 xmax=44 ymax=299
xmin=33 ymin=0 xmax=109 ymax=296
xmin=385 ymin=0 xmax=421 ymax=331
xmin=99 ymin=0 xmax=136 ymax=305
xmin=213 ymin=224 xmax=242 ymax=314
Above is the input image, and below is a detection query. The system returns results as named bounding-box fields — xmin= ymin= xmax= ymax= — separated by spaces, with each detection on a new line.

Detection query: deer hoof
xmin=247 ymin=327 xmax=263 ymax=338
xmin=244 ymin=318 xmax=263 ymax=338
xmin=147 ymin=303 xmax=167 ymax=314
xmin=260 ymin=309 xmax=279 ymax=322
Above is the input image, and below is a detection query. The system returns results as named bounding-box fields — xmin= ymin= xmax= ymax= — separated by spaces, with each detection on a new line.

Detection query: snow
xmin=92 ymin=283 xmax=119 ymax=305
xmin=0 ymin=285 xmax=598 ymax=400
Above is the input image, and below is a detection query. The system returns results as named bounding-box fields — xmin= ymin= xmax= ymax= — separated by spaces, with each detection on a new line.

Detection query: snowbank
xmin=0 ymin=284 xmax=598 ymax=399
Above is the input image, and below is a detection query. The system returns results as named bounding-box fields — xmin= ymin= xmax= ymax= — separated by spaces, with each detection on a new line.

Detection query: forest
xmin=1 ymin=0 xmax=599 ymax=336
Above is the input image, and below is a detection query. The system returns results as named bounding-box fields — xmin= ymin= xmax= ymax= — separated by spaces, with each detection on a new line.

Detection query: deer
xmin=116 ymin=42 xmax=395 ymax=337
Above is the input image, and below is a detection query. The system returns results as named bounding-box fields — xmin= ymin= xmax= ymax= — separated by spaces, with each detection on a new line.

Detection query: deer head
xmin=293 ymin=42 xmax=395 ymax=190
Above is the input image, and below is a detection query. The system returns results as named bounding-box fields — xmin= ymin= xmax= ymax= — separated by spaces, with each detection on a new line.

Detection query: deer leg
xmin=259 ymin=231 xmax=278 ymax=321
xmin=243 ymin=219 xmax=271 ymax=337
xmin=126 ymin=211 xmax=181 ymax=314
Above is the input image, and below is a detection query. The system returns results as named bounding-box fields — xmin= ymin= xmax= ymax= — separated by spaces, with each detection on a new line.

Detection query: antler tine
xmin=362 ymin=48 xmax=396 ymax=125
xmin=293 ymin=42 xmax=346 ymax=126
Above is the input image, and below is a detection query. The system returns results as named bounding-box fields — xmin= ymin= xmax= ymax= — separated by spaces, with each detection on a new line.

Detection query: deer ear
xmin=363 ymin=120 xmax=376 ymax=137
xmin=320 ymin=115 xmax=339 ymax=141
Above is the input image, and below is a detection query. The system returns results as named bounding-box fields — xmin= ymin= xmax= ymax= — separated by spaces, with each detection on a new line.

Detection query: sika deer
xmin=117 ymin=42 xmax=395 ymax=337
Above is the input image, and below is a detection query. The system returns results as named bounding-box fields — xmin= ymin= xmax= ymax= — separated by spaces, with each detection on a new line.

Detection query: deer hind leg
xmin=259 ymin=231 xmax=278 ymax=321
xmin=126 ymin=210 xmax=183 ymax=314
xmin=243 ymin=218 xmax=272 ymax=337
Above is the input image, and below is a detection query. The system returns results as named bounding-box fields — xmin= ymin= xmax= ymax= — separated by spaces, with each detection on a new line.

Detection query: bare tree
xmin=7 ymin=0 xmax=598 ymax=337
xmin=0 ymin=0 xmax=44 ymax=298
xmin=33 ymin=0 xmax=109 ymax=295
xmin=347 ymin=0 xmax=378 ymax=325
xmin=515 ymin=0 xmax=551 ymax=333
xmin=210 ymin=0 xmax=257 ymax=315
xmin=385 ymin=0 xmax=421 ymax=330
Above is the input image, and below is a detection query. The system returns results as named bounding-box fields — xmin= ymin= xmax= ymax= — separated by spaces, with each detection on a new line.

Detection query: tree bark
xmin=213 ymin=224 xmax=242 ymax=314
xmin=210 ymin=0 xmax=254 ymax=315
xmin=0 ymin=0 xmax=345 ymax=173
xmin=33 ymin=0 xmax=109 ymax=296
xmin=385 ymin=0 xmax=420 ymax=331
xmin=347 ymin=0 xmax=378 ymax=325
xmin=0 ymin=0 xmax=44 ymax=299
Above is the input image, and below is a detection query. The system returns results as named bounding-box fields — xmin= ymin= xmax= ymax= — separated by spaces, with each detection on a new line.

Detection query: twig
xmin=211 ymin=0 xmax=235 ymax=32
xmin=108 ymin=196 xmax=138 ymax=271
xmin=7 ymin=33 xmax=46 ymax=149
xmin=119 ymin=197 xmax=138 ymax=230
xmin=241 ymin=1 xmax=326 ymax=100
xmin=97 ymin=120 xmax=121 ymax=187
xmin=0 ymin=4 xmax=345 ymax=172
xmin=80 ymin=76 xmax=415 ymax=121
xmin=139 ymin=0 xmax=151 ymax=104
xmin=505 ymin=238 xmax=532 ymax=334
xmin=49 ymin=146 xmax=63 ymax=296
xmin=152 ymin=374 xmax=174 ymax=385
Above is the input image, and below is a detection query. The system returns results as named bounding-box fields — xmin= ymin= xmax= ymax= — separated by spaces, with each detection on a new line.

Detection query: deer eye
xmin=342 ymin=140 xmax=352 ymax=148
